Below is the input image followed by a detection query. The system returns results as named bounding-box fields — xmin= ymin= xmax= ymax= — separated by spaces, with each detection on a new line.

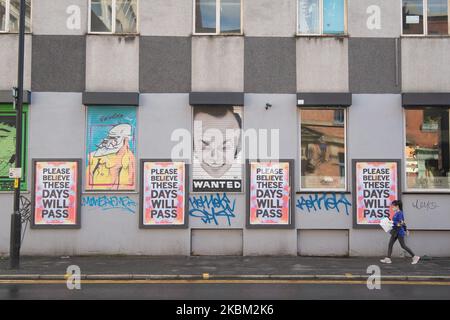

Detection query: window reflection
xmin=300 ymin=109 xmax=346 ymax=189
xmin=298 ymin=0 xmax=320 ymax=34
xmin=195 ymin=0 xmax=216 ymax=34
xmin=220 ymin=0 xmax=240 ymax=34
xmin=402 ymin=0 xmax=424 ymax=34
xmin=8 ymin=0 xmax=31 ymax=33
xmin=405 ymin=108 xmax=450 ymax=190
xmin=323 ymin=0 xmax=345 ymax=34
xmin=91 ymin=0 xmax=113 ymax=33
xmin=427 ymin=0 xmax=448 ymax=35
xmin=115 ymin=0 xmax=137 ymax=33
xmin=1 ymin=0 xmax=6 ymax=31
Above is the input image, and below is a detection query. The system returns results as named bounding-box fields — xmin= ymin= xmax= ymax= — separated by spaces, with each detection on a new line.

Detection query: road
xmin=1 ymin=279 xmax=450 ymax=300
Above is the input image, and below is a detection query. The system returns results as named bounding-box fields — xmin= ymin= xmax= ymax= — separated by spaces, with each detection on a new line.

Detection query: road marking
xmin=1 ymin=279 xmax=450 ymax=286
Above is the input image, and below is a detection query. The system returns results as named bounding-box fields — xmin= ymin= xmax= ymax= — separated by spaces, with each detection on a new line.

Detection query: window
xmin=297 ymin=0 xmax=347 ymax=35
xmin=402 ymin=0 xmax=449 ymax=35
xmin=194 ymin=0 xmax=242 ymax=35
xmin=89 ymin=0 xmax=138 ymax=34
xmin=405 ymin=107 xmax=450 ymax=191
xmin=0 ymin=104 xmax=28 ymax=191
xmin=300 ymin=108 xmax=346 ymax=190
xmin=0 ymin=0 xmax=31 ymax=33
xmin=86 ymin=106 xmax=137 ymax=191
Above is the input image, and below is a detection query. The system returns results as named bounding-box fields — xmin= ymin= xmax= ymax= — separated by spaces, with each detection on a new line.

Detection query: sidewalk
xmin=1 ymin=255 xmax=450 ymax=281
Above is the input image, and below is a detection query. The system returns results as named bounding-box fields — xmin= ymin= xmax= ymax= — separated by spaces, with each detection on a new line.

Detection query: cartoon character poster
xmin=354 ymin=160 xmax=399 ymax=226
xmin=248 ymin=161 xmax=293 ymax=227
xmin=140 ymin=161 xmax=187 ymax=228
xmin=0 ymin=112 xmax=28 ymax=191
xmin=86 ymin=106 xmax=137 ymax=191
xmin=32 ymin=160 xmax=81 ymax=228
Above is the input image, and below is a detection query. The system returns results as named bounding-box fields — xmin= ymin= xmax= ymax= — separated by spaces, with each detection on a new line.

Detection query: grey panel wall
xmin=295 ymin=194 xmax=352 ymax=229
xmin=402 ymin=38 xmax=450 ymax=92
xmin=31 ymin=36 xmax=86 ymax=92
xmin=192 ymin=230 xmax=243 ymax=255
xmin=348 ymin=95 xmax=404 ymax=163
xmin=32 ymin=0 xmax=88 ymax=35
xmin=298 ymin=230 xmax=349 ymax=256
xmin=0 ymin=35 xmax=31 ymax=90
xmin=349 ymin=38 xmax=401 ymax=93
xmin=347 ymin=0 xmax=401 ymax=38
xmin=244 ymin=229 xmax=297 ymax=255
xmin=402 ymin=194 xmax=450 ymax=230
xmin=244 ymin=0 xmax=296 ymax=37
xmin=243 ymin=94 xmax=298 ymax=160
xmin=192 ymin=37 xmax=244 ymax=92
xmin=86 ymin=35 xmax=139 ymax=91
xmin=140 ymin=37 xmax=191 ymax=93
xmin=297 ymin=38 xmax=349 ymax=92
xmin=245 ymin=37 xmax=296 ymax=94
xmin=140 ymin=0 xmax=192 ymax=37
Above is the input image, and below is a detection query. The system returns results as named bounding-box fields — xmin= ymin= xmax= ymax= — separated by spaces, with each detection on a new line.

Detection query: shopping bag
xmin=380 ymin=217 xmax=393 ymax=233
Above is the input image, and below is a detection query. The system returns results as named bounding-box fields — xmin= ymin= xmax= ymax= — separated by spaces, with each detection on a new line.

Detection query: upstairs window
xmin=194 ymin=0 xmax=242 ymax=35
xmin=0 ymin=0 xmax=31 ymax=33
xmin=402 ymin=0 xmax=449 ymax=35
xmin=297 ymin=0 xmax=347 ymax=35
xmin=89 ymin=0 xmax=138 ymax=34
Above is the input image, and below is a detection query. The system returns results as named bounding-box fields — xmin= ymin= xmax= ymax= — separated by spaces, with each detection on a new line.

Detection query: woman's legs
xmin=398 ymin=236 xmax=415 ymax=257
xmin=387 ymin=233 xmax=398 ymax=258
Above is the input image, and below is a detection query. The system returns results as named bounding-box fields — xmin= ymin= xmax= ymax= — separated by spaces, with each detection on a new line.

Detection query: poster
xmin=0 ymin=110 xmax=28 ymax=191
xmin=192 ymin=105 xmax=243 ymax=192
xmin=140 ymin=160 xmax=188 ymax=228
xmin=247 ymin=160 xmax=294 ymax=228
xmin=31 ymin=159 xmax=81 ymax=228
xmin=86 ymin=106 xmax=137 ymax=191
xmin=353 ymin=160 xmax=400 ymax=227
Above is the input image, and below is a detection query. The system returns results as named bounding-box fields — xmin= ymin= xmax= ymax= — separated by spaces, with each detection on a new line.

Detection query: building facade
xmin=1 ymin=0 xmax=450 ymax=257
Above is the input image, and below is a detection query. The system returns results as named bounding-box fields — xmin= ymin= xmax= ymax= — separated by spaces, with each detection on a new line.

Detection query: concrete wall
xmin=402 ymin=38 xmax=450 ymax=92
xmin=0 ymin=35 xmax=31 ymax=90
xmin=347 ymin=0 xmax=401 ymax=38
xmin=86 ymin=35 xmax=140 ymax=92
xmin=296 ymin=38 xmax=349 ymax=92
xmin=243 ymin=0 xmax=296 ymax=37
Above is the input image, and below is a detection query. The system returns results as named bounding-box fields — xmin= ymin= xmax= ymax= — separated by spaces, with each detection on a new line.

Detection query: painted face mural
xmin=192 ymin=106 xmax=243 ymax=192
xmin=0 ymin=118 xmax=16 ymax=178
xmin=86 ymin=107 xmax=136 ymax=191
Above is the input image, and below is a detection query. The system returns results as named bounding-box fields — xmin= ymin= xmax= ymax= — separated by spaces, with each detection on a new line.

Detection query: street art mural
xmin=86 ymin=107 xmax=136 ymax=191
xmin=0 ymin=116 xmax=16 ymax=179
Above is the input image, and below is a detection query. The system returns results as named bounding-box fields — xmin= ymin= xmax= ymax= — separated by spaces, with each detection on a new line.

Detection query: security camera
xmin=265 ymin=103 xmax=272 ymax=110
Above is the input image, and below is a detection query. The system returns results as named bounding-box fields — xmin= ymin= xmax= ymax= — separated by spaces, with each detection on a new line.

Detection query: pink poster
xmin=356 ymin=161 xmax=398 ymax=225
xmin=249 ymin=162 xmax=291 ymax=225
xmin=33 ymin=161 xmax=79 ymax=226
xmin=142 ymin=161 xmax=186 ymax=226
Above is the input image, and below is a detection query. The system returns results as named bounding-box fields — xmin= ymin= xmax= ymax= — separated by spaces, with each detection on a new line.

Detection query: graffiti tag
xmin=81 ymin=196 xmax=136 ymax=214
xmin=412 ymin=199 xmax=439 ymax=211
xmin=296 ymin=193 xmax=351 ymax=215
xmin=189 ymin=193 xmax=236 ymax=226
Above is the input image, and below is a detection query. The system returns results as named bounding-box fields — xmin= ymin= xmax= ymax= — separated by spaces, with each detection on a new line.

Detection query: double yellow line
xmin=1 ymin=279 xmax=450 ymax=286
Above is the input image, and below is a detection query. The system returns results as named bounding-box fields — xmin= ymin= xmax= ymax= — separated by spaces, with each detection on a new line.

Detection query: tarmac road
xmin=1 ymin=280 xmax=450 ymax=300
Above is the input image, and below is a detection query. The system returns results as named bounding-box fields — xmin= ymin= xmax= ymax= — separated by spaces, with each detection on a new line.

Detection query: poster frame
xmin=352 ymin=159 xmax=402 ymax=229
xmin=31 ymin=158 xmax=82 ymax=229
xmin=246 ymin=159 xmax=295 ymax=229
xmin=139 ymin=159 xmax=189 ymax=229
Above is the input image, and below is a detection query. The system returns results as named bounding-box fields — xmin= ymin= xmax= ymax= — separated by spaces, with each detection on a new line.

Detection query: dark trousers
xmin=387 ymin=232 xmax=415 ymax=258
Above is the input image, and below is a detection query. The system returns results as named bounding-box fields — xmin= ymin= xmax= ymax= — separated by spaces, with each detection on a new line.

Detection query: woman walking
xmin=380 ymin=200 xmax=421 ymax=264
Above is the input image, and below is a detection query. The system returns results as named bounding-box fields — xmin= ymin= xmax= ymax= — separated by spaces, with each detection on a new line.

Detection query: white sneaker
xmin=412 ymin=256 xmax=420 ymax=265
xmin=380 ymin=257 xmax=392 ymax=264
